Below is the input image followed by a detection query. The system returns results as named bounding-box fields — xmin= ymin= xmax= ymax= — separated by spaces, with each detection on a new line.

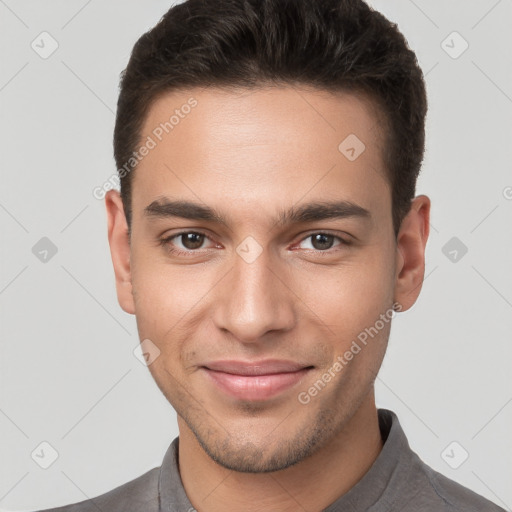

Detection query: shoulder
xmin=407 ymin=453 xmax=506 ymax=512
xmin=32 ymin=466 xmax=160 ymax=512
xmin=376 ymin=409 xmax=505 ymax=512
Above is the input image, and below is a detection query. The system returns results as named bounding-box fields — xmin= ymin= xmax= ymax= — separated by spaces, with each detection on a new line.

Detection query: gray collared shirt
xmin=34 ymin=409 xmax=505 ymax=512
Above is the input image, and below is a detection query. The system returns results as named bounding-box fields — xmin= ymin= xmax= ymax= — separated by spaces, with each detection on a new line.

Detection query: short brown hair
xmin=113 ymin=0 xmax=427 ymax=236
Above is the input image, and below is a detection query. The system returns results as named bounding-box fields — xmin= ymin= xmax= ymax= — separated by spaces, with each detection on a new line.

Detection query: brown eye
xmin=159 ymin=231 xmax=214 ymax=256
xmin=179 ymin=232 xmax=205 ymax=250
xmin=310 ymin=233 xmax=336 ymax=251
xmin=298 ymin=233 xmax=346 ymax=252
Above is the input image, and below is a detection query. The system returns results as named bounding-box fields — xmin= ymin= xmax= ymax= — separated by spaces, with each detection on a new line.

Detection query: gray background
xmin=0 ymin=1 xmax=511 ymax=510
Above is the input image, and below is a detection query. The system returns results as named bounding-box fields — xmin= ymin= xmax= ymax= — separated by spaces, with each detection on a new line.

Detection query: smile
xmin=201 ymin=360 xmax=313 ymax=401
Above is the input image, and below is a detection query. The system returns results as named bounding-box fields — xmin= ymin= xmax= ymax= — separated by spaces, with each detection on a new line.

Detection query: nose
xmin=212 ymin=246 xmax=296 ymax=344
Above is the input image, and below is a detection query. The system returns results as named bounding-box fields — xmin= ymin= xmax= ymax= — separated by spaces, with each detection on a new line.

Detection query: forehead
xmin=132 ymin=85 xmax=391 ymax=227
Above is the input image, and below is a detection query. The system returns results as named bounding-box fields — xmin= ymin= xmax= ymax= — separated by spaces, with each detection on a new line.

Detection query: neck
xmin=177 ymin=393 xmax=383 ymax=512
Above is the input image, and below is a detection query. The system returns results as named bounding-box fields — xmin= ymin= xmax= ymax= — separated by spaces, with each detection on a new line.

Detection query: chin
xmin=186 ymin=406 xmax=340 ymax=473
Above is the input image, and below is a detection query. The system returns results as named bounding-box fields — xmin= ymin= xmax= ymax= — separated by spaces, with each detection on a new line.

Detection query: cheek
xmin=131 ymin=246 xmax=197 ymax=316
xmin=301 ymin=259 xmax=393 ymax=317
xmin=293 ymin=252 xmax=394 ymax=353
xmin=130 ymin=253 xmax=221 ymax=361
xmin=130 ymin=257 xmax=179 ymax=344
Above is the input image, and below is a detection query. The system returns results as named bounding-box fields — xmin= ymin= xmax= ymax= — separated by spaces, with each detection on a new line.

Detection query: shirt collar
xmin=323 ymin=408 xmax=414 ymax=511
xmin=158 ymin=435 xmax=194 ymax=511
xmin=158 ymin=408 xmax=413 ymax=512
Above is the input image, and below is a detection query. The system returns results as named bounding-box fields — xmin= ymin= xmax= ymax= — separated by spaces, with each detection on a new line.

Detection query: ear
xmin=105 ymin=190 xmax=135 ymax=315
xmin=393 ymin=195 xmax=431 ymax=312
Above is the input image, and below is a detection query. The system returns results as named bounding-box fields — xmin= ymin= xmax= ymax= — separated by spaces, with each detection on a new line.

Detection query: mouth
xmin=200 ymin=359 xmax=314 ymax=401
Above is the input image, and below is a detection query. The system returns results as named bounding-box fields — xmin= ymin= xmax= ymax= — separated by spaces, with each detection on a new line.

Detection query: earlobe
xmin=393 ymin=195 xmax=431 ymax=312
xmin=105 ymin=190 xmax=136 ymax=315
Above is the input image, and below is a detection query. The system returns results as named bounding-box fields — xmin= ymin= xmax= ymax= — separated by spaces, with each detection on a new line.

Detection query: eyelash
xmin=158 ymin=230 xmax=352 ymax=257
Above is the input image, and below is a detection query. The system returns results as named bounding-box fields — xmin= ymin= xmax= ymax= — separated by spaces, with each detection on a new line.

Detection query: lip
xmin=201 ymin=359 xmax=313 ymax=401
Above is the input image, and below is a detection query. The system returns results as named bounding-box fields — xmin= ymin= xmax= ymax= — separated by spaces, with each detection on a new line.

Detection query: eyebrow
xmin=144 ymin=197 xmax=371 ymax=228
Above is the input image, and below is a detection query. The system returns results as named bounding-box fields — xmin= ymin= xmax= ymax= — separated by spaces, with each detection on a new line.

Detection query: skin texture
xmin=105 ymin=86 xmax=430 ymax=512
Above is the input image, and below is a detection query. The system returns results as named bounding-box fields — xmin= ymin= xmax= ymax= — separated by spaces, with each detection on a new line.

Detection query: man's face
xmin=113 ymin=86 xmax=405 ymax=472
